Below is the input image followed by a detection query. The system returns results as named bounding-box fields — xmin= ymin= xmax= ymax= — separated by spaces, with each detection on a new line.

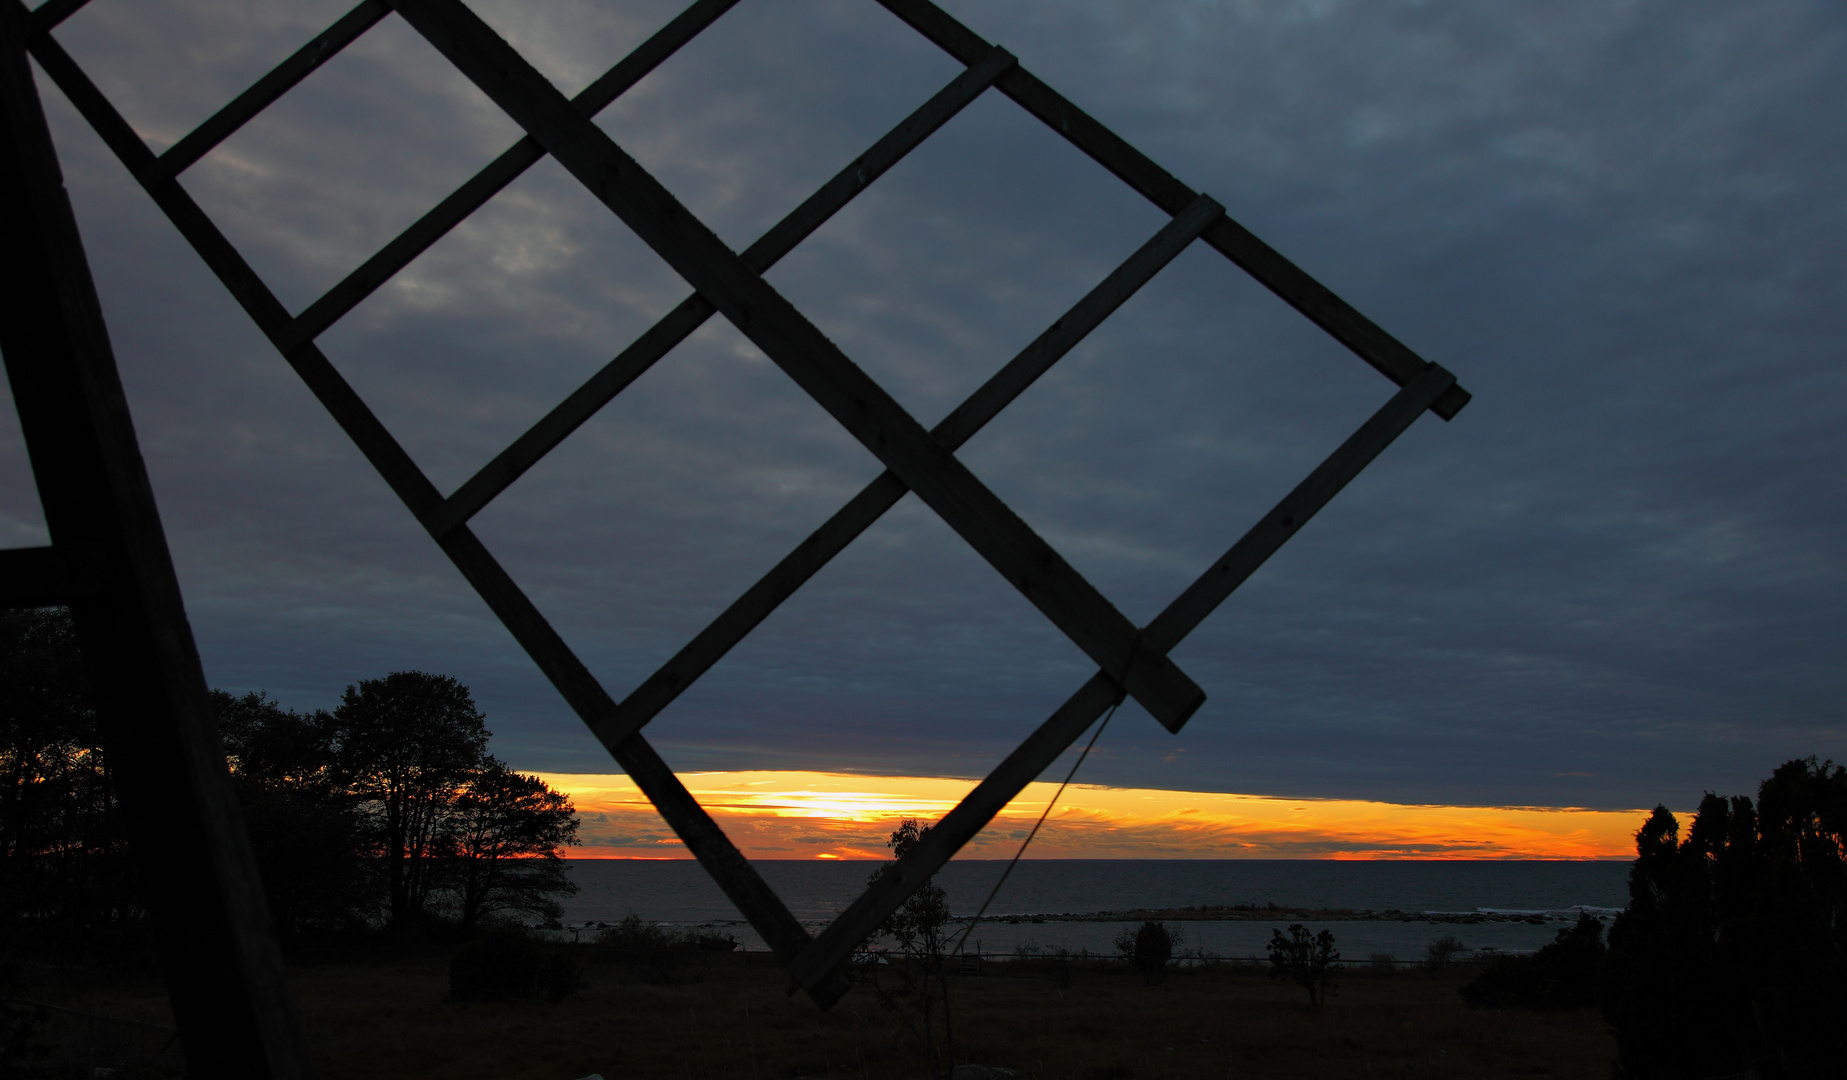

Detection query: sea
xmin=558 ymin=859 xmax=1630 ymax=960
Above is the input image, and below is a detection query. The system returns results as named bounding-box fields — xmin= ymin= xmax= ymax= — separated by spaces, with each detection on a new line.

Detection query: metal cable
xmin=950 ymin=692 xmax=1123 ymax=956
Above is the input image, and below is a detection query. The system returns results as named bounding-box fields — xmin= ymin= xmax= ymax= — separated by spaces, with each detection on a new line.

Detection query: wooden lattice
xmin=13 ymin=0 xmax=1468 ymax=1007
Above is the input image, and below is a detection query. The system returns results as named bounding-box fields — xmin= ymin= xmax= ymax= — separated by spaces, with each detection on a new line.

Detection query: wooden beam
xmin=788 ymin=363 xmax=1458 ymax=1003
xmin=146 ymin=0 xmax=391 ymax=185
xmin=870 ymin=0 xmax=1471 ymax=423
xmin=0 ymin=544 xmax=102 ymax=606
xmin=386 ymin=0 xmax=1207 ymax=731
xmin=594 ymin=193 xmax=1226 ymax=750
xmin=1145 ymin=363 xmax=1457 ymax=649
xmin=428 ymin=45 xmax=1018 ymax=537
xmin=0 ymin=7 xmax=308 ymax=1070
xmin=24 ymin=0 xmax=85 ymax=35
xmin=274 ymin=0 xmax=743 ymax=355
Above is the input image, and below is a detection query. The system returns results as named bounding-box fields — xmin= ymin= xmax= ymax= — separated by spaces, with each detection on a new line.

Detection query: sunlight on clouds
xmin=535 ymin=771 xmax=1647 ymax=861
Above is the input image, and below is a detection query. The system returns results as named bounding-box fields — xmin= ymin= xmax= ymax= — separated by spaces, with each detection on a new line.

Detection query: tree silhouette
xmin=863 ymin=818 xmax=955 ymax=1076
xmin=1115 ymin=920 xmax=1178 ymax=985
xmin=0 ymin=607 xmax=131 ymax=938
xmin=213 ymin=689 xmax=365 ymax=942
xmin=449 ymin=761 xmax=578 ymax=934
xmin=4 ymin=644 xmax=578 ymax=942
xmin=331 ymin=671 xmax=490 ymax=929
xmin=1267 ymin=923 xmax=1339 ymax=1006
xmin=1603 ymin=758 xmax=1845 ymax=1080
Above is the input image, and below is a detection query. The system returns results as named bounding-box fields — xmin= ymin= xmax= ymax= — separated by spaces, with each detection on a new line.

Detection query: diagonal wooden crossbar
xmin=18 ymin=0 xmax=1470 ymax=1009
xmin=392 ymin=0 xmax=1209 ymax=732
xmin=424 ymin=41 xmax=1023 ymax=539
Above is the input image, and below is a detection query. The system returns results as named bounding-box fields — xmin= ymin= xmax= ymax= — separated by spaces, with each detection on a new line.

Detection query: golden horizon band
xmin=534 ymin=770 xmax=1653 ymax=861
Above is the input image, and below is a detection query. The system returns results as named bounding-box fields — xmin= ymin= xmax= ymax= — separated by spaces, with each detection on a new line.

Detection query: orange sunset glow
xmin=534 ymin=771 xmax=1648 ymax=861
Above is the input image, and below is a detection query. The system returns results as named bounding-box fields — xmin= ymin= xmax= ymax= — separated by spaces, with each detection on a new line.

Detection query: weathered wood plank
xmin=1145 ymin=364 xmax=1456 ymax=650
xmin=275 ymin=0 xmax=742 ymax=354
xmin=387 ymin=0 xmax=1206 ymax=729
xmin=147 ymin=0 xmax=390 ymax=184
xmin=789 ymin=364 xmax=1457 ymax=1002
xmin=0 ymin=544 xmax=101 ymax=606
xmin=594 ymin=193 xmax=1225 ymax=749
xmin=870 ymin=0 xmax=1470 ymax=422
xmin=429 ymin=45 xmax=1018 ymax=536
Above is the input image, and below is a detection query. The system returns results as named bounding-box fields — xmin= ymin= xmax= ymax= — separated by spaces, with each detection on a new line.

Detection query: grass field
xmin=31 ymin=946 xmax=1614 ymax=1079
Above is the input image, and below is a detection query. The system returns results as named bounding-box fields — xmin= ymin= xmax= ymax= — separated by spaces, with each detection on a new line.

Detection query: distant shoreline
xmin=565 ymin=907 xmax=1613 ymax=929
xmin=964 ymin=904 xmax=1616 ymax=924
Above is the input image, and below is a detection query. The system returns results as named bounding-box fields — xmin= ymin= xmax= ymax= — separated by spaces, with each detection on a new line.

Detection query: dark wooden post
xmin=0 ymin=7 xmax=309 ymax=1076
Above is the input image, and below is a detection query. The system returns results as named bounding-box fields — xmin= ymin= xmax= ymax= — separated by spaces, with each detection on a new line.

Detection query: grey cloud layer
xmin=4 ymin=0 xmax=1842 ymax=811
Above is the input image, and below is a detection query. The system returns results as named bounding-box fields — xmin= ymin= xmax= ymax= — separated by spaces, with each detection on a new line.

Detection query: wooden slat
xmin=24 ymin=0 xmax=84 ymax=35
xmin=870 ymin=0 xmax=1471 ymax=423
xmin=789 ymin=364 xmax=1457 ymax=1002
xmin=386 ymin=0 xmax=1206 ymax=731
xmin=275 ymin=0 xmax=743 ymax=354
xmin=25 ymin=17 xmax=823 ymax=973
xmin=0 ymin=544 xmax=102 ymax=606
xmin=592 ymin=193 xmax=1225 ymax=750
xmin=931 ymin=193 xmax=1223 ymax=452
xmin=1144 ymin=363 xmax=1456 ymax=650
xmin=428 ymin=45 xmax=1019 ymax=536
xmin=147 ymin=0 xmax=390 ymax=184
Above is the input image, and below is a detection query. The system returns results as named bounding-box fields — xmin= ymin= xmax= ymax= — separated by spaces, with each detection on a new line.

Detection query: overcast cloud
xmin=4 ymin=0 xmax=1843 ymax=811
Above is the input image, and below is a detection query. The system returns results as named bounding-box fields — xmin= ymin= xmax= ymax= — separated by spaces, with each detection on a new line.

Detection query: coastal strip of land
xmin=966 ymin=905 xmax=1600 ymax=925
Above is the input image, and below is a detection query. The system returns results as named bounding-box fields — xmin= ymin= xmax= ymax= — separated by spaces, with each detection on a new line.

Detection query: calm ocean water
xmin=559 ymin=859 xmax=1630 ymax=959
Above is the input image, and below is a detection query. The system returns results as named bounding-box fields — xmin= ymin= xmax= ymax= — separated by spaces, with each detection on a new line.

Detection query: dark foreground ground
xmin=25 ymin=948 xmax=1613 ymax=1079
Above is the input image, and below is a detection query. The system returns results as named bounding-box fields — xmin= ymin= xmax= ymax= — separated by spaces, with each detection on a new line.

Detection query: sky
xmin=3 ymin=0 xmax=1844 ymax=848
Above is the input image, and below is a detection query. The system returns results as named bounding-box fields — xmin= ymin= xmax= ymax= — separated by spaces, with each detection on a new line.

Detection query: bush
xmin=595 ymin=913 xmax=690 ymax=984
xmin=1423 ymin=935 xmax=1466 ymax=971
xmin=1461 ymin=913 xmax=1605 ymax=1010
xmin=1267 ymin=924 xmax=1339 ymax=1006
xmin=448 ymin=929 xmax=581 ymax=1003
xmin=1113 ymin=921 xmax=1177 ymax=985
